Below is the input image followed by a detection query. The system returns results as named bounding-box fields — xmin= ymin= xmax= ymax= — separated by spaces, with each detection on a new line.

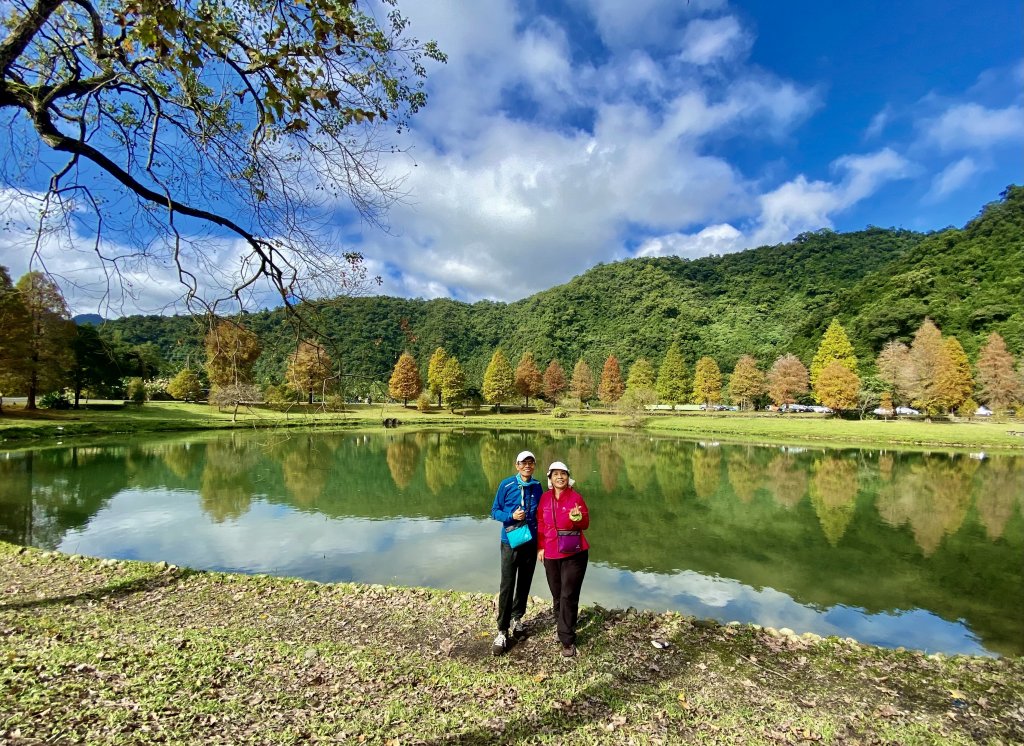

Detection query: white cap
xmin=515 ymin=450 xmax=536 ymax=464
xmin=546 ymin=461 xmax=570 ymax=476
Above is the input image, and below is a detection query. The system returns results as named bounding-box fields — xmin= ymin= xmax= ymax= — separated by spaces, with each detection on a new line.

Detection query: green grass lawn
xmin=1 ymin=400 xmax=1022 ymax=451
xmin=2 ymin=543 xmax=1022 ymax=745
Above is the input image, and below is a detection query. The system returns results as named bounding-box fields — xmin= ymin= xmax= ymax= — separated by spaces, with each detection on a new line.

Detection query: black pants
xmin=497 ymin=540 xmax=537 ymax=632
xmin=544 ymin=550 xmax=589 ymax=646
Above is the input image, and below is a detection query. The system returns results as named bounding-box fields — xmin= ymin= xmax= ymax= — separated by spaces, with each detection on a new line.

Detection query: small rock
xmin=779 ymin=627 xmax=796 ymax=637
xmin=304 ymin=648 xmax=318 ymax=661
xmin=692 ymin=618 xmax=719 ymax=629
xmin=726 ymin=620 xmax=741 ymax=627
xmin=765 ymin=627 xmax=781 ymax=638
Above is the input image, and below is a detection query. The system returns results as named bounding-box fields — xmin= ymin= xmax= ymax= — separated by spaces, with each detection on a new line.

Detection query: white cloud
xmin=926 ymin=157 xmax=979 ymax=202
xmin=584 ymin=0 xmax=727 ymax=50
xmin=923 ymin=103 xmax=1024 ymax=151
xmin=864 ymin=105 xmax=892 ymax=140
xmin=679 ymin=16 xmax=751 ymax=65
xmin=636 ymin=223 xmax=745 ymax=258
xmin=634 ymin=148 xmax=913 ymax=261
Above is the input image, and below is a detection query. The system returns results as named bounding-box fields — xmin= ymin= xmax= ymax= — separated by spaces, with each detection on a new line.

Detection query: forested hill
xmin=101 ymin=186 xmax=1023 ymax=386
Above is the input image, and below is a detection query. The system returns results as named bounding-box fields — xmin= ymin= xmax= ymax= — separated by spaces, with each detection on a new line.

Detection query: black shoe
xmin=560 ymin=644 xmax=577 ymax=657
xmin=510 ymin=617 xmax=527 ymax=639
xmin=492 ymin=631 xmax=509 ymax=656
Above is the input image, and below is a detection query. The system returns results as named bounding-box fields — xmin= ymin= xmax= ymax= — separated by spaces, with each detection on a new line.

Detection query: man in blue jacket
xmin=490 ymin=450 xmax=542 ymax=656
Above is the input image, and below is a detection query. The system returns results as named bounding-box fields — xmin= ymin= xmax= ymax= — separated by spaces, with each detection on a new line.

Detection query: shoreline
xmin=2 ymin=402 xmax=1024 ymax=452
xmin=2 ymin=543 xmax=1022 ymax=744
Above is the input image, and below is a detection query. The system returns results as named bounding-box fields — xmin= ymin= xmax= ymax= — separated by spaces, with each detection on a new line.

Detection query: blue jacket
xmin=490 ymin=474 xmax=542 ymax=546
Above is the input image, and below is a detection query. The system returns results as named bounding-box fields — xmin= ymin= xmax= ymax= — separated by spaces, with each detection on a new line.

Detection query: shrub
xmin=40 ymin=391 xmax=71 ymax=409
xmin=126 ymin=378 xmax=147 ymax=405
xmin=552 ymin=407 xmax=568 ymax=419
xmin=416 ymin=393 xmax=432 ymax=412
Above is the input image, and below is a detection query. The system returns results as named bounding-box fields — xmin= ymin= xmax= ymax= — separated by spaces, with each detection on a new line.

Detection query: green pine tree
xmin=810 ymin=318 xmax=858 ymax=397
xmin=691 ymin=356 xmax=723 ymax=407
xmin=656 ymin=343 xmax=689 ymax=405
xmin=427 ymin=347 xmax=449 ymax=407
xmin=626 ymin=357 xmax=656 ymax=392
xmin=482 ymin=348 xmax=515 ymax=410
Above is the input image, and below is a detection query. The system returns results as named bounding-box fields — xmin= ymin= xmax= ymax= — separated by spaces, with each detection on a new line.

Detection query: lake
xmin=1 ymin=428 xmax=1021 ymax=657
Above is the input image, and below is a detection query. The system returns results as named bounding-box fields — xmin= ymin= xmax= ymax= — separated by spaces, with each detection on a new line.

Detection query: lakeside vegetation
xmin=1 ymin=401 xmax=1023 ymax=452
xmin=3 ymin=189 xmax=1023 ymax=424
xmin=2 ymin=542 xmax=1022 ymax=745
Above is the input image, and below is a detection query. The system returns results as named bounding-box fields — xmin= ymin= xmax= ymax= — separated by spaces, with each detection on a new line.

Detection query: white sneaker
xmin=510 ymin=617 xmax=527 ymax=639
xmin=492 ymin=631 xmax=508 ymax=656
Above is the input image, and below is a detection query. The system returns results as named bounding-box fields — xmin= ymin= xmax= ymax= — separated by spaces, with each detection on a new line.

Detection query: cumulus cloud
xmin=634 ymin=148 xmax=913 ymax=261
xmin=636 ymin=223 xmax=745 ymax=259
xmin=584 ymin=0 xmax=727 ymax=51
xmin=922 ymin=103 xmax=1024 ymax=151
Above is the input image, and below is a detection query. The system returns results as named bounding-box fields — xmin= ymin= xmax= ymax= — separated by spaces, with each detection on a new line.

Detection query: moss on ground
xmin=2 ymin=543 xmax=1022 ymax=744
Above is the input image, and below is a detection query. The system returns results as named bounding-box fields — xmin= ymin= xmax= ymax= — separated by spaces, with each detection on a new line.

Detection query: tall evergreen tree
xmin=204 ymin=320 xmax=261 ymax=388
xmin=626 ymin=357 xmax=656 ymax=392
xmin=570 ymin=359 xmax=595 ymax=403
xmin=388 ymin=351 xmax=422 ymax=406
xmin=598 ymin=355 xmax=625 ymax=404
xmin=514 ymin=351 xmax=543 ymax=407
xmin=483 ymin=348 xmax=515 ymax=410
xmin=542 ymin=359 xmax=568 ymax=403
xmin=907 ymin=318 xmax=945 ymax=415
xmin=656 ymin=343 xmax=688 ymax=406
xmin=810 ymin=318 xmax=857 ymax=395
xmin=288 ymin=340 xmax=335 ymax=404
xmin=427 ymin=347 xmax=449 ymax=408
xmin=691 ymin=356 xmax=723 ymax=408
xmin=976 ymin=332 xmax=1022 ymax=410
xmin=767 ymin=354 xmax=809 ymax=406
xmin=934 ymin=337 xmax=973 ymax=413
xmin=440 ymin=356 xmax=466 ymax=409
xmin=0 ymin=267 xmax=31 ymax=407
xmin=15 ymin=272 xmax=74 ymax=409
xmin=815 ymin=361 xmax=860 ymax=412
xmin=729 ymin=354 xmax=765 ymax=409
xmin=876 ymin=340 xmax=912 ymax=405
xmin=69 ymin=324 xmax=121 ymax=407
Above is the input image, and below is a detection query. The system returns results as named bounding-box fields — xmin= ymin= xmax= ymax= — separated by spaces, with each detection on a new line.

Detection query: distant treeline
xmin=1 ymin=187 xmax=1021 ymax=410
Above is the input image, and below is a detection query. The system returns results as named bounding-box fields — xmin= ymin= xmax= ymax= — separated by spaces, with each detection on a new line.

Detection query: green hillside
xmin=100 ymin=186 xmax=1023 ymax=385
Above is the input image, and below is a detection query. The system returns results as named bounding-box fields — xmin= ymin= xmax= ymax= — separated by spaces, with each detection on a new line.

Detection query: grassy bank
xmin=2 ymin=543 xmax=1022 ymax=745
xmin=2 ymin=400 xmax=1023 ymax=451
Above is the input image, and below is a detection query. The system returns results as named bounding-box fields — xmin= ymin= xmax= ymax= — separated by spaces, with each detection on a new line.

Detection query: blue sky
xmin=1 ymin=0 xmax=1021 ymax=313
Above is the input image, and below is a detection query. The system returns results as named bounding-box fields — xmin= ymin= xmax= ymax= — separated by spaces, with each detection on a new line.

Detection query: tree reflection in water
xmin=4 ymin=431 xmax=1021 ymax=656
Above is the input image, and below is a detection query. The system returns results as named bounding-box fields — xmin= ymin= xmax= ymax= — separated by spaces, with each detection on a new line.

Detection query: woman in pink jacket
xmin=537 ymin=461 xmax=590 ymax=657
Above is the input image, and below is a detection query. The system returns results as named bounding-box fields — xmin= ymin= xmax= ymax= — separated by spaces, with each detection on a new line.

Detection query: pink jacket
xmin=537 ymin=487 xmax=590 ymax=559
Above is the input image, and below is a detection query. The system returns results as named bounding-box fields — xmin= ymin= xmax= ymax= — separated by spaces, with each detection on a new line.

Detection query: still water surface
xmin=1 ymin=429 xmax=1021 ymax=657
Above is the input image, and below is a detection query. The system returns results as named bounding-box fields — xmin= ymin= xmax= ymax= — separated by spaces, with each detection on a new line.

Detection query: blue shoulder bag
xmin=504 ymin=485 xmax=533 ymax=548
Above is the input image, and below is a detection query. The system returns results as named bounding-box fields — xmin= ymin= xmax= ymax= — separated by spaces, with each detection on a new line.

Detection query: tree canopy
xmin=0 ymin=0 xmax=444 ymax=310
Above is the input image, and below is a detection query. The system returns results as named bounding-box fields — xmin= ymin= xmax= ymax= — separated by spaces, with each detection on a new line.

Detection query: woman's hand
xmin=537 ymin=548 xmax=545 ymax=561
xmin=569 ymin=506 xmax=582 ymax=522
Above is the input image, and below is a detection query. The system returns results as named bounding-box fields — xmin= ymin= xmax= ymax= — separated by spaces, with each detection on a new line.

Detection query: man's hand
xmin=512 ymin=507 xmax=526 ymax=521
xmin=537 ymin=549 xmax=544 ymax=561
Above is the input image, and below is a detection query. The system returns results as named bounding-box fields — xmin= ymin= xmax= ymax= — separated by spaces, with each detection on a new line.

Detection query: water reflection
xmin=1 ymin=432 xmax=1021 ymax=657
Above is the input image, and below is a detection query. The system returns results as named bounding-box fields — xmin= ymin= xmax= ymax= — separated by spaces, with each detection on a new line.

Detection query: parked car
xmin=872 ymin=407 xmax=893 ymax=416
xmin=780 ymin=403 xmax=812 ymax=412
xmin=809 ymin=405 xmax=833 ymax=414
xmin=975 ymin=406 xmax=993 ymax=416
xmin=895 ymin=406 xmax=921 ymax=415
